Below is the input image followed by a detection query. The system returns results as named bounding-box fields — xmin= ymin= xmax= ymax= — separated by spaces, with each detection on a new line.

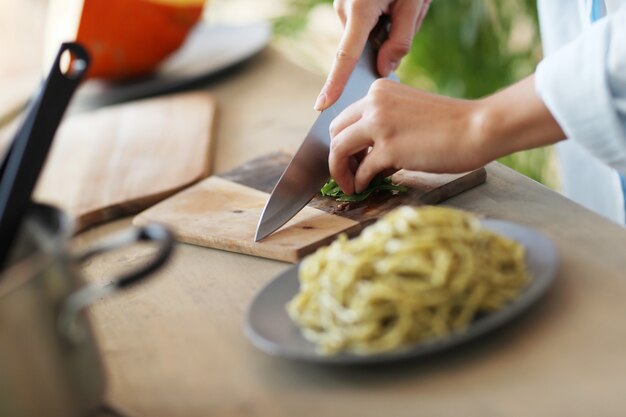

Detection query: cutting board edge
xmin=132 ymin=211 xmax=365 ymax=264
xmin=131 ymin=215 xmax=277 ymax=264
xmin=71 ymin=178 xmax=208 ymax=233
xmin=419 ymin=167 xmax=487 ymax=205
xmin=202 ymin=95 xmax=218 ymax=178
xmin=289 ymin=222 xmax=368 ymax=262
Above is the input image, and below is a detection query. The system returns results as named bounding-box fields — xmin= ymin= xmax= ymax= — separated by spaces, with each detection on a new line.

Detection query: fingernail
xmin=388 ymin=60 xmax=399 ymax=73
xmin=314 ymin=93 xmax=327 ymax=111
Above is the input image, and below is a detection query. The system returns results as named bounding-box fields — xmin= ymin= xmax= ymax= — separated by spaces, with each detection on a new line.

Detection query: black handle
xmin=0 ymin=43 xmax=90 ymax=270
xmin=75 ymin=223 xmax=174 ymax=289
xmin=59 ymin=223 xmax=174 ymax=343
xmin=370 ymin=14 xmax=391 ymax=52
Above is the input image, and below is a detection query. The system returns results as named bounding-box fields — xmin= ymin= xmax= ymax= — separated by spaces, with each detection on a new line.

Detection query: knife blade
xmin=255 ymin=16 xmax=396 ymax=241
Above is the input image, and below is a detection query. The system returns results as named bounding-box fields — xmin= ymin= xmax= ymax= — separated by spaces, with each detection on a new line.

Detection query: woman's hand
xmin=328 ymin=75 xmax=566 ymax=195
xmin=329 ymin=79 xmax=484 ymax=195
xmin=314 ymin=0 xmax=431 ymax=111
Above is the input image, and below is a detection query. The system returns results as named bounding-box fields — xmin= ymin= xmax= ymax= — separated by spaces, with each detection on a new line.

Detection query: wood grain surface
xmin=134 ymin=151 xmax=486 ymax=262
xmin=68 ymin=49 xmax=626 ymax=417
xmin=10 ymin=3 xmax=626 ymax=416
xmin=26 ymin=91 xmax=216 ymax=231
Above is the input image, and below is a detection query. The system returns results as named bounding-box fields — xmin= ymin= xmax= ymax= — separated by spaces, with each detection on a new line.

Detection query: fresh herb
xmin=320 ymin=176 xmax=408 ymax=202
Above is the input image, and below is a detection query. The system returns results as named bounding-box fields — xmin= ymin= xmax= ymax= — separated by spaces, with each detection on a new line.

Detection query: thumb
xmin=354 ymin=148 xmax=391 ymax=194
xmin=376 ymin=1 xmax=420 ymax=76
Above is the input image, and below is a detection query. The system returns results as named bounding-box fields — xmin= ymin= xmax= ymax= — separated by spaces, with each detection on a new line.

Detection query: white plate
xmin=76 ymin=22 xmax=271 ymax=106
xmin=244 ymin=219 xmax=558 ymax=364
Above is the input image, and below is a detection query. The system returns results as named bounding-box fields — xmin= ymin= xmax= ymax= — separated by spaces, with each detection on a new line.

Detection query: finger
xmin=315 ymin=11 xmax=378 ymax=111
xmin=331 ymin=119 xmax=374 ymax=163
xmin=329 ymin=98 xmax=365 ymax=138
xmin=377 ymin=0 xmax=421 ymax=76
xmin=329 ymin=120 xmax=373 ymax=195
xmin=333 ymin=0 xmax=347 ymax=26
xmin=414 ymin=0 xmax=431 ymax=33
xmin=354 ymin=148 xmax=392 ymax=193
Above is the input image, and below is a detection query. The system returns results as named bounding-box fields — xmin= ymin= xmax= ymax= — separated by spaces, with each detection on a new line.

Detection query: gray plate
xmin=75 ymin=23 xmax=271 ymax=106
xmin=244 ymin=219 xmax=558 ymax=364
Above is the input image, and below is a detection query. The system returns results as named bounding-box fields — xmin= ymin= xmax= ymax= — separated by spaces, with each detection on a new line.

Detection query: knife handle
xmin=369 ymin=14 xmax=391 ymax=52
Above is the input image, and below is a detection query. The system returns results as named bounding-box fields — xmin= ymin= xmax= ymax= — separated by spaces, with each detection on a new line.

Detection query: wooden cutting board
xmin=1 ymin=91 xmax=216 ymax=231
xmin=134 ymin=151 xmax=487 ymax=263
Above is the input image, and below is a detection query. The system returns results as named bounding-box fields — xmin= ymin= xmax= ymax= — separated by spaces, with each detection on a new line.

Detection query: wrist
xmin=466 ymin=97 xmax=510 ymax=165
xmin=467 ymin=75 xmax=566 ymax=165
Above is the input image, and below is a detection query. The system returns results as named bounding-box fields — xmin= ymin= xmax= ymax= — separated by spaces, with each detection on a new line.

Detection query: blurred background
xmin=211 ymin=0 xmax=559 ymax=189
xmin=1 ymin=0 xmax=558 ymax=188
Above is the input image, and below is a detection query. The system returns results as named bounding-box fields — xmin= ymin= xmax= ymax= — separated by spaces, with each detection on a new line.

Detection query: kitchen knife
xmin=255 ymin=16 xmax=396 ymax=241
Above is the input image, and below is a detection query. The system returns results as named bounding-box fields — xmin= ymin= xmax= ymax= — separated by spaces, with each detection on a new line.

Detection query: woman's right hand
xmin=314 ymin=0 xmax=431 ymax=111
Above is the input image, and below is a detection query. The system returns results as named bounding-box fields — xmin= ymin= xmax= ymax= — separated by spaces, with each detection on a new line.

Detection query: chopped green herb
xmin=320 ymin=176 xmax=408 ymax=202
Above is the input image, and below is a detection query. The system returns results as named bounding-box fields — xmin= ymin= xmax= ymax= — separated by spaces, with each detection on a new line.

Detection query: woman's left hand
xmin=329 ymin=79 xmax=486 ymax=195
xmin=328 ymin=75 xmax=566 ymax=195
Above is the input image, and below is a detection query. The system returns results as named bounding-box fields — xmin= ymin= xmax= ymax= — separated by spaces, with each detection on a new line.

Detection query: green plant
xmin=399 ymin=0 xmax=541 ymax=97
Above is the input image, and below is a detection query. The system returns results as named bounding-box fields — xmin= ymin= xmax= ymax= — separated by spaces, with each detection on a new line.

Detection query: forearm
xmin=471 ymin=74 xmax=566 ymax=162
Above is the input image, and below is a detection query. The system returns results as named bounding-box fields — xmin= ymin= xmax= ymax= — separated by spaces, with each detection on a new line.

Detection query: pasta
xmin=286 ymin=206 xmax=529 ymax=355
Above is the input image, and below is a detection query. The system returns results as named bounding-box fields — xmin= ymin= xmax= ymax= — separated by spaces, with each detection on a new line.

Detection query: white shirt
xmin=535 ymin=0 xmax=626 ymax=224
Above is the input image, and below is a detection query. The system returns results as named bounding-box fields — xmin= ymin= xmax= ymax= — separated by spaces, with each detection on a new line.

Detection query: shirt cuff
xmin=535 ymin=18 xmax=626 ymax=174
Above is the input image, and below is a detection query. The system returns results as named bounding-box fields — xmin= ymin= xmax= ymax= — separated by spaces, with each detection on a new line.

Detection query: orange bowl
xmin=75 ymin=0 xmax=205 ymax=80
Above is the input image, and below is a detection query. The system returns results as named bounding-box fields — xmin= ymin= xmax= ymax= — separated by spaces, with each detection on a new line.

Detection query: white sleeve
xmin=535 ymin=6 xmax=626 ymax=174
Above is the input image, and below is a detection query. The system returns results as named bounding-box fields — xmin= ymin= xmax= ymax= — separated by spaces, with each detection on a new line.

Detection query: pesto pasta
xmin=286 ymin=206 xmax=529 ymax=355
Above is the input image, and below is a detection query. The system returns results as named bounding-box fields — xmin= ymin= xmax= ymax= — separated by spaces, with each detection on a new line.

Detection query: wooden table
xmin=3 ymin=2 xmax=626 ymax=415
xmin=68 ymin=47 xmax=626 ymax=417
